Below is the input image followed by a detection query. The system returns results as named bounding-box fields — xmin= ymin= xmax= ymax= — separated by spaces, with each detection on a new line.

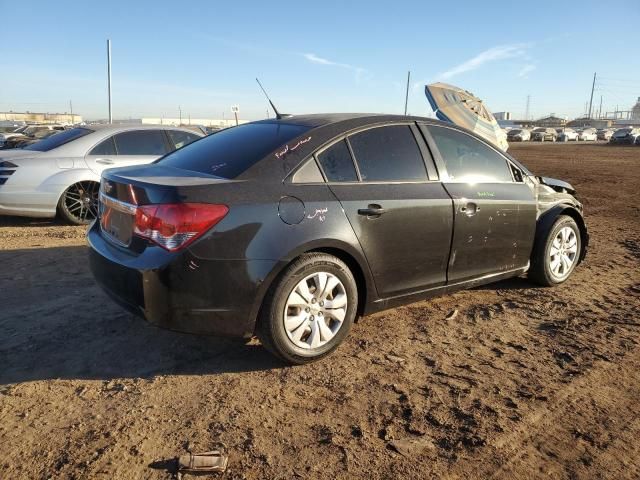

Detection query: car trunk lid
xmin=99 ymin=164 xmax=231 ymax=250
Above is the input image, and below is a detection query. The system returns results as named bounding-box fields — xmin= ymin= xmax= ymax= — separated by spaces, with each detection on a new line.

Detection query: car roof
xmin=241 ymin=112 xmax=532 ymax=180
xmin=30 ymin=124 xmax=204 ymax=157
xmin=252 ymin=113 xmax=435 ymax=129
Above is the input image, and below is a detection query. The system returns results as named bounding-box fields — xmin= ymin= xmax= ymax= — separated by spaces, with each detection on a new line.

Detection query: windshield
xmin=533 ymin=128 xmax=546 ymax=132
xmin=157 ymin=122 xmax=312 ymax=178
xmin=508 ymin=129 xmax=522 ymax=134
xmin=23 ymin=127 xmax=93 ymax=152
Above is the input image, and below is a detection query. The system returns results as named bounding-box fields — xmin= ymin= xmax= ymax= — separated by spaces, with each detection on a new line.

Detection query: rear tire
xmin=257 ymin=253 xmax=358 ymax=364
xmin=57 ymin=181 xmax=100 ymax=225
xmin=529 ymin=215 xmax=581 ymax=286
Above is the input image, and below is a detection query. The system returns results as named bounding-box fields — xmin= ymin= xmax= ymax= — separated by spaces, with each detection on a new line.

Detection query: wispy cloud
xmin=517 ymin=64 xmax=536 ymax=78
xmin=439 ymin=43 xmax=531 ymax=79
xmin=303 ymin=52 xmax=368 ymax=82
xmin=303 ymin=52 xmax=355 ymax=69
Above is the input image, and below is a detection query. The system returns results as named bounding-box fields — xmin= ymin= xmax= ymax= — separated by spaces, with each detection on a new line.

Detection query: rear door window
xmin=113 ymin=130 xmax=170 ymax=155
xmin=292 ymin=159 xmax=324 ymax=183
xmin=348 ymin=125 xmax=428 ymax=182
xmin=316 ymin=140 xmax=358 ymax=182
xmin=427 ymin=125 xmax=513 ymax=182
xmin=167 ymin=130 xmax=201 ymax=150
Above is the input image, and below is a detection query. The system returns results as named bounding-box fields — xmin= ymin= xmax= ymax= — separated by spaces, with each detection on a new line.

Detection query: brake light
xmin=133 ymin=203 xmax=228 ymax=251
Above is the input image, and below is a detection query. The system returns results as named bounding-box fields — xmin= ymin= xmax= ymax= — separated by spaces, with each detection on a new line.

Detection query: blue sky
xmin=1 ymin=0 xmax=639 ymax=121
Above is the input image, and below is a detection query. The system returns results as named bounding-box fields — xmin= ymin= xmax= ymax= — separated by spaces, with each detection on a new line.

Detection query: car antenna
xmin=256 ymin=78 xmax=291 ymax=119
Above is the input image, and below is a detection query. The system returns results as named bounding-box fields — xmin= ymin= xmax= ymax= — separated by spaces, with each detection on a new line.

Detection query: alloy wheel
xmin=548 ymin=226 xmax=578 ymax=280
xmin=64 ymin=181 xmax=99 ymax=223
xmin=283 ymin=272 xmax=348 ymax=349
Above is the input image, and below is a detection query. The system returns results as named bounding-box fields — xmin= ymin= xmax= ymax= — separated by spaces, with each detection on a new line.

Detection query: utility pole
xmin=69 ymin=99 xmax=73 ymax=124
xmin=588 ymin=72 xmax=596 ymax=119
xmin=107 ymin=39 xmax=112 ymax=124
xmin=598 ymin=95 xmax=603 ymax=119
xmin=404 ymin=70 xmax=411 ymax=116
xmin=179 ymin=105 xmax=182 ymax=125
xmin=525 ymin=94 xmax=531 ymax=120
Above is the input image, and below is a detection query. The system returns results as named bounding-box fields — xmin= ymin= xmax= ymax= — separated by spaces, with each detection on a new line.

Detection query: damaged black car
xmin=88 ymin=114 xmax=588 ymax=364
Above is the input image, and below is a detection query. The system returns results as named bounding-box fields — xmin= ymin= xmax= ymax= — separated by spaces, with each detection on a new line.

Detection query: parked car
xmin=531 ymin=127 xmax=557 ymax=142
xmin=87 ymin=114 xmax=588 ymax=364
xmin=577 ymin=128 xmax=597 ymax=141
xmin=10 ymin=129 xmax=62 ymax=149
xmin=0 ymin=121 xmax=26 ymax=134
xmin=0 ymin=125 xmax=31 ymax=147
xmin=506 ymin=128 xmax=530 ymax=142
xmin=0 ymin=125 xmax=66 ymax=149
xmin=557 ymin=128 xmax=579 ymax=142
xmin=597 ymin=129 xmax=614 ymax=141
xmin=609 ymin=127 xmax=640 ymax=145
xmin=0 ymin=125 xmax=204 ymax=224
xmin=635 ymin=135 xmax=640 ymax=146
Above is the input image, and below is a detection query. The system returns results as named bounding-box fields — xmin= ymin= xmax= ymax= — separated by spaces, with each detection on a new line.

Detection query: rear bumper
xmin=87 ymin=222 xmax=281 ymax=338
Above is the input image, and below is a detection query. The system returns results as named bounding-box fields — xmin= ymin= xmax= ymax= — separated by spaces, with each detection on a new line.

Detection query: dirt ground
xmin=1 ymin=142 xmax=639 ymax=480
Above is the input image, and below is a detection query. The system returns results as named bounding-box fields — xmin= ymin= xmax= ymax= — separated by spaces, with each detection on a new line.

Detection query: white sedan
xmin=557 ymin=128 xmax=579 ymax=141
xmin=577 ymin=128 xmax=598 ymax=141
xmin=0 ymin=125 xmax=203 ymax=224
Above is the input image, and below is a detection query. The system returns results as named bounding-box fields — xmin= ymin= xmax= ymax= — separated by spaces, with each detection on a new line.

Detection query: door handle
xmin=460 ymin=202 xmax=480 ymax=216
xmin=358 ymin=204 xmax=386 ymax=217
xmin=96 ymin=158 xmax=114 ymax=165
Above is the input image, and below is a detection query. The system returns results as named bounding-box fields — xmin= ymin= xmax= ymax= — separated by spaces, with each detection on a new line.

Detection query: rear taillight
xmin=133 ymin=203 xmax=228 ymax=252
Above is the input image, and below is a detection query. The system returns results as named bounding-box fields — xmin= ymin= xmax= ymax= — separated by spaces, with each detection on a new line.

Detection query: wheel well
xmin=307 ymin=247 xmax=368 ymax=317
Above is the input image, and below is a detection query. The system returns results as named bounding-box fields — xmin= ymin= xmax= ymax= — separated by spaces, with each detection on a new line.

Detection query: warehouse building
xmin=0 ymin=111 xmax=81 ymax=124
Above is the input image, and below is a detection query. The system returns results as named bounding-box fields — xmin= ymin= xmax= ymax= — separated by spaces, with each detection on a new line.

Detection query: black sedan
xmin=88 ymin=114 xmax=588 ymax=364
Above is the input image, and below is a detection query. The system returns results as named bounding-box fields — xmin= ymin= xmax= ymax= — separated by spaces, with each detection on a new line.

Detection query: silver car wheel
xmin=549 ymin=226 xmax=578 ymax=280
xmin=284 ymin=272 xmax=348 ymax=350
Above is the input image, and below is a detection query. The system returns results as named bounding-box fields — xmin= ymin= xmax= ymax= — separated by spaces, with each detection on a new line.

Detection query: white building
xmin=632 ymin=97 xmax=640 ymax=120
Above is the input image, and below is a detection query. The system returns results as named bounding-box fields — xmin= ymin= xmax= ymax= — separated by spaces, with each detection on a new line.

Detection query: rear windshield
xmin=23 ymin=128 xmax=93 ymax=152
xmin=156 ymin=122 xmax=312 ymax=178
xmin=508 ymin=129 xmax=522 ymax=134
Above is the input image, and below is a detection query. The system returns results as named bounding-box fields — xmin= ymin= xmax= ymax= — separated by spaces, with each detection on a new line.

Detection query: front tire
xmin=257 ymin=253 xmax=358 ymax=364
xmin=529 ymin=215 xmax=581 ymax=286
xmin=57 ymin=181 xmax=100 ymax=225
